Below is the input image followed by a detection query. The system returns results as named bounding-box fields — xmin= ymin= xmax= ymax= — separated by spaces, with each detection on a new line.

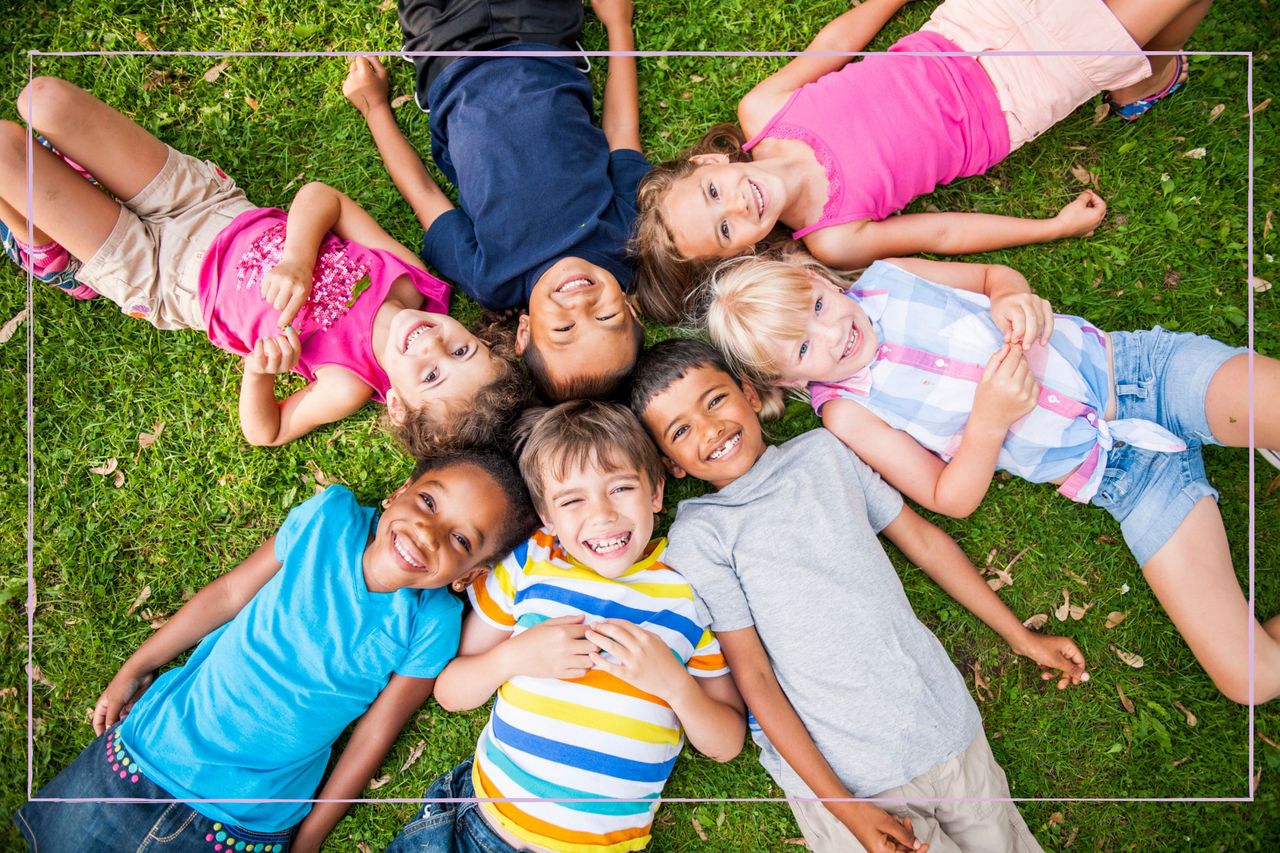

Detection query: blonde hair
xmin=703 ymin=250 xmax=857 ymax=420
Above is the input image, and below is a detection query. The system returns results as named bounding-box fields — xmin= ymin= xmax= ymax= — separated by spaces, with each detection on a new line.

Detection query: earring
xmin=451 ymin=579 xmax=466 ymax=593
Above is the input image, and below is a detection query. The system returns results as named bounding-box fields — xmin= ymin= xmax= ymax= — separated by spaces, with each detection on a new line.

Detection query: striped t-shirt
xmin=468 ymin=529 xmax=729 ymax=853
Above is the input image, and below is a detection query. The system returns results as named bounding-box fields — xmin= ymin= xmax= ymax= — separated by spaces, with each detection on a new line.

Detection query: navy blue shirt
xmin=424 ymin=44 xmax=651 ymax=310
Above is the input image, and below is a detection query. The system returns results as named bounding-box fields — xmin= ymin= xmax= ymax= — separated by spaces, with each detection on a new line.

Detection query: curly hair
xmin=389 ymin=312 xmax=531 ymax=458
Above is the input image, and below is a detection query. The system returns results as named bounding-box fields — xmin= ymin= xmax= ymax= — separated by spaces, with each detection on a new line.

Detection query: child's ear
xmin=661 ymin=456 xmax=687 ymax=479
xmin=690 ymin=152 xmax=729 ymax=167
xmin=650 ymin=476 xmax=666 ymax=513
xmin=382 ymin=476 xmax=414 ymax=508
xmin=386 ymin=389 xmax=407 ymax=426
xmin=451 ymin=565 xmax=489 ymax=594
xmin=514 ymin=314 xmax=531 ymax=355
xmin=742 ymin=380 xmax=764 ymax=414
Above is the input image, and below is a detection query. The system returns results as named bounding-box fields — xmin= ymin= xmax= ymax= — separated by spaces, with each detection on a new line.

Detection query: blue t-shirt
xmin=118 ymin=486 xmax=463 ymax=832
xmin=423 ymin=44 xmax=651 ymax=310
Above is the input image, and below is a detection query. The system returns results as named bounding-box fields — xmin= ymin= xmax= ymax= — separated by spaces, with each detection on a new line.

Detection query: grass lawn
xmin=2 ymin=0 xmax=1278 ymax=849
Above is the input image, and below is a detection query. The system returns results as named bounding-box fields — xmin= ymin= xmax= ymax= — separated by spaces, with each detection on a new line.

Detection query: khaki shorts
xmin=787 ymin=730 xmax=1044 ymax=853
xmin=922 ymin=0 xmax=1150 ymax=151
xmin=77 ymin=145 xmax=256 ymax=330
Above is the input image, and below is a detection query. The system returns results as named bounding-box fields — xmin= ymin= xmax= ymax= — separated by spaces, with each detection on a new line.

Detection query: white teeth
xmin=843 ymin=324 xmax=858 ymax=359
xmin=750 ymin=181 xmax=764 ymax=217
xmin=558 ymin=277 xmax=593 ymax=293
xmin=709 ymin=433 xmax=741 ymax=460
xmin=393 ymin=533 xmax=425 ymax=568
xmin=586 ymin=532 xmax=631 ymax=553
xmin=404 ymin=324 xmax=428 ymax=352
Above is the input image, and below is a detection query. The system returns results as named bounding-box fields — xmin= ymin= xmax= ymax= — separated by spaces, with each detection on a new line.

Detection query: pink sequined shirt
xmin=198 ymin=208 xmax=451 ymax=402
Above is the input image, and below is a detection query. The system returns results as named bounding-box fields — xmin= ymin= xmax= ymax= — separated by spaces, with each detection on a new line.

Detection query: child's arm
xmin=289 ymin=673 xmax=436 ymax=853
xmin=716 ymin=627 xmax=927 ymax=853
xmin=590 ymin=0 xmax=642 ymax=152
xmin=92 ymin=538 xmax=284 ymax=734
xmin=879 ymin=505 xmax=1088 ymax=689
xmin=343 ymin=56 xmax=456 ymax=233
xmin=432 ymin=612 xmax=597 ymax=711
xmin=804 ymin=191 xmax=1107 ymax=270
xmin=739 ymin=0 xmax=913 ymax=131
xmin=585 ymin=619 xmax=745 ymax=762
xmin=239 ymin=357 xmax=373 ymax=447
xmin=823 ymin=344 xmax=1037 ymax=518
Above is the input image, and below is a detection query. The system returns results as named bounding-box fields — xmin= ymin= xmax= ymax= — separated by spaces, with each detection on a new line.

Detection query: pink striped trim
xmin=1057 ymin=444 xmax=1100 ymax=501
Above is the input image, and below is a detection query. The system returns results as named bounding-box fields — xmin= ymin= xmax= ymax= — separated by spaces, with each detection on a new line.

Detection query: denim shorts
xmin=385 ymin=757 xmax=519 ymax=853
xmin=14 ymin=727 xmax=293 ymax=853
xmin=1089 ymin=327 xmax=1246 ymax=566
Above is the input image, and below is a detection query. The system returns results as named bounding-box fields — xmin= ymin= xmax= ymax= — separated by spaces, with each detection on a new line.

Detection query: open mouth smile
xmin=392 ymin=531 xmax=429 ymax=572
xmin=748 ymin=180 xmax=765 ymax=218
xmin=584 ymin=531 xmax=632 ymax=557
xmin=556 ymin=275 xmax=597 ymax=294
xmin=841 ymin=321 xmax=860 ymax=361
xmin=402 ymin=321 xmax=434 ymax=354
xmin=707 ymin=432 xmax=742 ymax=462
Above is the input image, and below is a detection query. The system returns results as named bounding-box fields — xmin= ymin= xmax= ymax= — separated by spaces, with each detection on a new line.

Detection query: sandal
xmin=1103 ymin=54 xmax=1188 ymax=122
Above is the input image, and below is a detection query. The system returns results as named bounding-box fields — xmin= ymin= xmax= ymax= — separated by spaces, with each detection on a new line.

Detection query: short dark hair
xmin=524 ymin=313 xmax=645 ymax=403
xmin=628 ymin=337 xmax=742 ymax=423
xmin=513 ymin=400 xmax=665 ymax=516
xmin=410 ymin=448 xmax=538 ymax=564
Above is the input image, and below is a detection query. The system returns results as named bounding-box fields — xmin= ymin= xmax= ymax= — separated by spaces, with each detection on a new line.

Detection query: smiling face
xmin=520 ymin=257 xmax=641 ymax=395
xmin=769 ymin=277 xmax=879 ymax=386
xmin=382 ymin=311 xmax=503 ymax=424
xmin=539 ymin=458 xmax=663 ymax=579
xmin=661 ymin=157 xmax=783 ymax=261
xmin=363 ymin=462 xmax=511 ymax=593
xmin=640 ymin=365 xmax=766 ymax=490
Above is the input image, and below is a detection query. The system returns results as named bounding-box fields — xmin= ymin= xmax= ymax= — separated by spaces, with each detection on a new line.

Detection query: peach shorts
xmin=76 ymin=145 xmax=256 ymax=330
xmin=922 ymin=0 xmax=1151 ymax=151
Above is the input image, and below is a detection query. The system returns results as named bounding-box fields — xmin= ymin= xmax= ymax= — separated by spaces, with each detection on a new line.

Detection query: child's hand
xmin=343 ymin=56 xmax=390 ymax=117
xmin=261 ymin=258 xmax=314 ymax=328
xmin=1012 ymin=631 xmax=1089 ymax=690
xmin=842 ymin=803 xmax=928 ymax=853
xmin=973 ymin=345 xmax=1039 ymax=428
xmin=92 ymin=666 xmax=156 ymax=735
xmin=244 ymin=327 xmax=302 ymax=376
xmin=589 ymin=0 xmax=634 ymax=31
xmin=1054 ymin=189 xmax=1107 ymax=238
xmin=506 ymin=615 xmax=597 ymax=680
xmin=585 ymin=619 xmax=687 ymax=701
xmin=989 ymin=292 xmax=1054 ymax=350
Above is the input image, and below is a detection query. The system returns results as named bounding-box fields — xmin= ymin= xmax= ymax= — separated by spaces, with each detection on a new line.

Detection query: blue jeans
xmin=386 ymin=757 xmax=518 ymax=853
xmin=1090 ymin=327 xmax=1246 ymax=565
xmin=14 ymin=727 xmax=293 ymax=853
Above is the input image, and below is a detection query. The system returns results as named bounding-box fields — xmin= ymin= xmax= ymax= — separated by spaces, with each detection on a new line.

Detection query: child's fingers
xmin=543 ymin=614 xmax=587 ymax=625
xmin=278 ymin=288 xmax=307 ymax=329
xmin=1039 ymin=300 xmax=1055 ymax=345
xmin=91 ymin=698 xmax=110 ymax=735
xmin=981 ymin=344 xmax=1012 ymax=380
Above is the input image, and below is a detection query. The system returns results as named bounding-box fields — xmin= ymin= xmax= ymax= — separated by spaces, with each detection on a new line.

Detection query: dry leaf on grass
xmin=1180 ymin=147 xmax=1207 ymax=159
xmin=782 ymin=839 xmax=807 ymax=846
xmin=138 ymin=422 xmax=165 ymax=451
xmin=89 ymin=458 xmax=118 ymax=476
xmin=985 ymin=547 xmax=998 ymax=567
xmin=399 ymin=740 xmax=427 ymax=772
xmin=113 ymin=470 xmax=126 ymax=488
xmin=135 ymin=30 xmax=156 ymax=50
xmin=690 ymin=75 xmax=706 ymax=84
xmin=1062 ymin=826 xmax=1079 ymax=848
xmin=1259 ymin=733 xmax=1279 ymax=749
xmin=1265 ymin=209 xmax=1274 ymax=241
xmin=1245 ymin=98 xmax=1271 ymax=118
xmin=1171 ymin=756 xmax=1190 ymax=767
xmin=1054 ymin=589 xmax=1070 ymax=622
xmin=1096 ymin=534 xmax=1117 ymax=544
xmin=125 ymin=585 xmax=152 ymax=616
xmin=283 ymin=173 xmax=307 ymax=192
xmin=1110 ymin=644 xmax=1144 ymax=668
xmin=244 ymin=96 xmax=260 ymax=111
xmin=358 ymin=843 xmax=373 ymax=853
xmin=1208 ymin=103 xmax=1225 ymax=123
xmin=1048 ymin=812 xmax=1064 ymax=827
xmin=1173 ymin=701 xmax=1197 ymax=726
xmin=1116 ymin=682 xmax=1134 ymax=714
xmin=691 ymin=818 xmax=708 ymax=842
xmin=140 ymin=608 xmax=171 ymax=629
xmin=368 ymin=774 xmax=390 ymax=790
xmin=1070 ymin=165 xmax=1092 ymax=184
xmin=378 ymin=0 xmax=395 ymax=10
xmin=204 ymin=61 xmax=231 ymax=83
xmin=1022 ymin=613 xmax=1049 ymax=631
xmin=1104 ymin=611 xmax=1127 ymax=629
xmin=1250 ymin=276 xmax=1272 ymax=293
xmin=391 ymin=93 xmax=414 ymax=109
xmin=0 ymin=687 xmax=18 ymax=701
xmin=1068 ymin=601 xmax=1094 ymax=621
xmin=1092 ymin=101 xmax=1111 ymax=126
xmin=971 ymin=661 xmax=993 ymax=703
xmin=0 ymin=308 xmax=28 ymax=345
xmin=142 ymin=70 xmax=173 ymax=91
xmin=26 ymin=664 xmax=55 ymax=689
xmin=1267 ymin=472 xmax=1280 ymax=498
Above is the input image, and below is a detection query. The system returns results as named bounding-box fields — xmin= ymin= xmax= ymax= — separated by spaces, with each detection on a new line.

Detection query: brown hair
xmin=630 ymin=124 xmax=756 ymax=325
xmin=523 ymin=311 xmax=645 ymax=403
xmin=514 ymin=400 xmax=665 ymax=516
xmin=390 ymin=313 xmax=531 ymax=457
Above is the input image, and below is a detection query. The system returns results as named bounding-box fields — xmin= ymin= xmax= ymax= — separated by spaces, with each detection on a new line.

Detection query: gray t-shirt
xmin=664 ymin=429 xmax=981 ymax=796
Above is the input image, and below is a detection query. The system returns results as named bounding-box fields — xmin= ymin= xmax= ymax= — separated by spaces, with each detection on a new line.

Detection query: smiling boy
xmin=388 ymin=400 xmax=744 ymax=853
xmin=631 ymin=338 xmax=1087 ymax=853
xmin=343 ymin=0 xmax=648 ymax=400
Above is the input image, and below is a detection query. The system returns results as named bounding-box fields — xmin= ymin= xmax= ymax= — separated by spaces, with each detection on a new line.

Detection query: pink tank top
xmin=743 ymin=31 xmax=1010 ymax=237
xmin=198 ymin=208 xmax=451 ymax=402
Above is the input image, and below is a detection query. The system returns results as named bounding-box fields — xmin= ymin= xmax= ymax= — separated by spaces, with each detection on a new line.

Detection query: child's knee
xmin=1211 ymin=660 xmax=1279 ymax=705
xmin=16 ymin=76 xmax=79 ymax=130
xmin=0 ymin=120 xmax=27 ymax=168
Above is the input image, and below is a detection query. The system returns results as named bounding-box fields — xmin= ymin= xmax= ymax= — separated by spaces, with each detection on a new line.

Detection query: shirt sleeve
xmin=395 ymin=593 xmax=464 ymax=678
xmin=608 ymin=149 xmax=652 ymax=222
xmin=273 ymin=485 xmax=350 ymax=563
xmin=467 ymin=547 xmax=523 ymax=631
xmin=847 ymin=446 xmax=905 ymax=532
xmin=664 ymin=515 xmax=756 ymax=633
xmin=420 ymin=209 xmax=524 ymax=310
xmin=687 ymin=628 xmax=730 ymax=679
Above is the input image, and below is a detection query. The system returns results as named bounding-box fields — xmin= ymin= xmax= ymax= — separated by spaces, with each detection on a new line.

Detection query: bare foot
xmin=1105 ymin=54 xmax=1187 ymax=107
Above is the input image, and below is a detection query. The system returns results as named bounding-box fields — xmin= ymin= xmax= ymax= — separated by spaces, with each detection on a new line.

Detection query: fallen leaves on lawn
xmin=399 ymin=740 xmax=427 ymax=772
xmin=1068 ymin=600 xmax=1094 ymax=621
xmin=1092 ymin=101 xmax=1111 ymax=126
xmin=1180 ymin=147 xmax=1206 ymax=159
xmin=139 ymin=608 xmax=171 ymax=629
xmin=782 ymin=839 xmax=807 ymax=846
xmin=26 ymin=664 xmax=55 ymax=689
xmin=1245 ymin=98 xmax=1271 ymax=118
xmin=0 ymin=687 xmax=17 ymax=701
xmin=1251 ymin=276 xmax=1272 ymax=293
xmin=690 ymin=75 xmax=706 ymax=84
xmin=89 ymin=458 xmax=118 ymax=476
xmin=114 ymin=470 xmax=126 ymax=488
xmin=1171 ymin=756 xmax=1190 ymax=767
xmin=204 ymin=61 xmax=231 ymax=83
xmin=985 ymin=547 xmax=998 ymax=566
xmin=1173 ymin=701 xmax=1197 ymax=726
xmin=1048 ymin=812 xmax=1064 ymax=827
xmin=971 ymin=660 xmax=993 ymax=702
xmin=1259 ymin=733 xmax=1279 ymax=749
xmin=377 ymin=0 xmax=395 ymax=11
xmin=391 ymin=93 xmax=414 ymax=109
xmin=368 ymin=774 xmax=390 ymax=790
xmin=1062 ymin=826 xmax=1079 ymax=848
xmin=358 ymin=842 xmax=373 ymax=853
xmin=138 ymin=421 xmax=165 ymax=451
xmin=0 ymin=308 xmax=29 ymax=344
xmin=1022 ymin=613 xmax=1049 ymax=631
xmin=1104 ymin=611 xmax=1127 ymax=629
xmin=691 ymin=817 xmax=708 ymax=842
xmin=1110 ymin=644 xmax=1144 ymax=669
xmin=125 ymin=585 xmax=152 ymax=616
xmin=1070 ymin=165 xmax=1092 ymax=185
xmin=142 ymin=70 xmax=174 ymax=91
xmin=1163 ymin=268 xmax=1182 ymax=289
xmin=1208 ymin=103 xmax=1225 ymax=123
xmin=1096 ymin=534 xmax=1117 ymax=544
xmin=1116 ymin=682 xmax=1134 ymax=714
xmin=1054 ymin=589 xmax=1070 ymax=622
xmin=135 ymin=31 xmax=157 ymax=50
xmin=1267 ymin=472 xmax=1280 ymax=498
xmin=1265 ymin=209 xmax=1274 ymax=241
xmin=244 ymin=96 xmax=260 ymax=111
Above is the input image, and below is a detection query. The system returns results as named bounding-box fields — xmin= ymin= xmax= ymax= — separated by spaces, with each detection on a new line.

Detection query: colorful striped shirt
xmin=468 ymin=530 xmax=729 ymax=853
xmin=810 ymin=261 xmax=1185 ymax=502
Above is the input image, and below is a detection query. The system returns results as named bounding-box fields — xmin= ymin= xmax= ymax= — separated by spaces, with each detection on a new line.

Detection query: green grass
xmin=2 ymin=1 xmax=1279 ymax=850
